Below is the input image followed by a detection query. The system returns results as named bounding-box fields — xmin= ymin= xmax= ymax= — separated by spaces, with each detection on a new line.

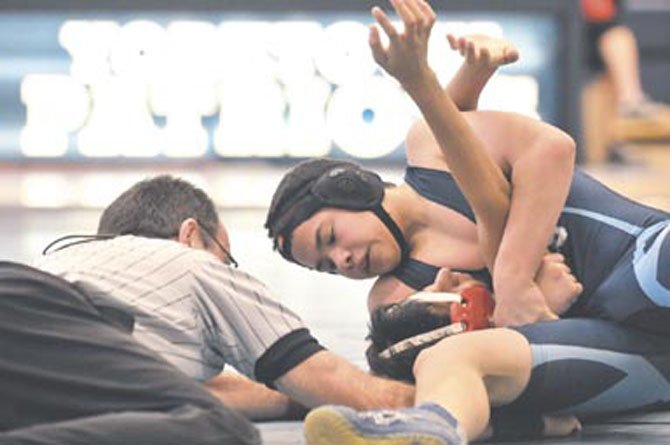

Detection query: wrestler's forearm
xmin=205 ymin=372 xmax=306 ymax=420
xmin=493 ymin=136 xmax=575 ymax=301
xmin=445 ymin=62 xmax=496 ymax=112
xmin=404 ymin=73 xmax=510 ymax=269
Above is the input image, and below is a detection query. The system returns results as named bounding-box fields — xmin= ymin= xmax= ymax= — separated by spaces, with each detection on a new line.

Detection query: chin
xmin=377 ymin=259 xmax=401 ymax=277
xmin=349 ymin=272 xmax=373 ymax=280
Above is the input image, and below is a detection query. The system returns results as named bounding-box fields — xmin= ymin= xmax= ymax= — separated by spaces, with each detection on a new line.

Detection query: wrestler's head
xmin=265 ymin=158 xmax=408 ymax=279
xmin=367 ymin=300 xmax=451 ymax=382
xmin=366 ymin=284 xmax=494 ymax=383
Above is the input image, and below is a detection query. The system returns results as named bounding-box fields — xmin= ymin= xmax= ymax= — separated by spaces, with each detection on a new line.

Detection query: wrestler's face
xmin=290 ymin=208 xmax=401 ymax=279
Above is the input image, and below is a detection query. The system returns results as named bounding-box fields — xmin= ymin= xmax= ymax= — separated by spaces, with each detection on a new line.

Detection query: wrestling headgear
xmin=367 ymin=284 xmax=494 ymax=382
xmin=379 ymin=285 xmax=494 ymax=358
xmin=265 ymin=158 xmax=409 ymax=265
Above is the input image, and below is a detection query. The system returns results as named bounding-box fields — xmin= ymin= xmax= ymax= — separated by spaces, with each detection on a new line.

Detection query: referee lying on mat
xmin=0 ymin=175 xmax=412 ymax=445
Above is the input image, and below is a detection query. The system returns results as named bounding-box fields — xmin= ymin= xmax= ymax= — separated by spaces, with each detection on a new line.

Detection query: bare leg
xmin=412 ymin=329 xmax=532 ymax=441
xmin=597 ymin=25 xmax=646 ymax=108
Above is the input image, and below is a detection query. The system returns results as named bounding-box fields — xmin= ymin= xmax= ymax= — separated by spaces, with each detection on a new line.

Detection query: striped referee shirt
xmin=33 ymin=235 xmax=319 ymax=384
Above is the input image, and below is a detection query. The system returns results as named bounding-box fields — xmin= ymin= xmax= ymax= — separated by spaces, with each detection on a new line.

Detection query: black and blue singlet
xmin=392 ymin=166 xmax=670 ymax=417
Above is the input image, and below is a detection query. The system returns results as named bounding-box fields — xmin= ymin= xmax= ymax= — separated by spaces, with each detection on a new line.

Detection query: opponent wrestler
xmin=301 ymin=0 xmax=670 ymax=443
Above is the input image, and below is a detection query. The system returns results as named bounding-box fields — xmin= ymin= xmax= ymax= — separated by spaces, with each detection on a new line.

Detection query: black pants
xmin=0 ymin=262 xmax=260 ymax=445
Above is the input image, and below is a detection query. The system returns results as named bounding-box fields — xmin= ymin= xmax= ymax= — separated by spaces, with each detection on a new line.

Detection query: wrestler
xmin=301 ymin=1 xmax=670 ymax=443
xmin=265 ymin=4 xmax=670 ymax=332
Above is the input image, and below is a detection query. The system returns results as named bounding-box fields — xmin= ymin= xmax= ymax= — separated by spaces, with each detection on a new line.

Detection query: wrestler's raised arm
xmin=370 ymin=0 xmax=577 ymax=325
xmin=369 ymin=0 xmax=510 ymax=271
xmin=445 ymin=33 xmax=519 ymax=111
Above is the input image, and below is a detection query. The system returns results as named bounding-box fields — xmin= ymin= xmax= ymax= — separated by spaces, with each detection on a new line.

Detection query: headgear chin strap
xmin=378 ymin=285 xmax=494 ymax=359
xmin=267 ymin=161 xmax=410 ymax=265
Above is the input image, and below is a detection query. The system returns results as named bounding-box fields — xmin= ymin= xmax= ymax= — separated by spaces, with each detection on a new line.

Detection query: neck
xmin=381 ymin=185 xmax=426 ymax=249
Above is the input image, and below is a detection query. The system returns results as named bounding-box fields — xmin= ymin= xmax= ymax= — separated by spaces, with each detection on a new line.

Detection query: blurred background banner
xmin=0 ymin=0 xmax=582 ymax=163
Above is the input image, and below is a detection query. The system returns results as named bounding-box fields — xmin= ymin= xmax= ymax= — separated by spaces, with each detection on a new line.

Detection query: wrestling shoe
xmin=303 ymin=403 xmax=467 ymax=445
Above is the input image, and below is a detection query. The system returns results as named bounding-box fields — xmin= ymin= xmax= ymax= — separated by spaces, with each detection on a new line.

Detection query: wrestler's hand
xmin=542 ymin=415 xmax=581 ymax=438
xmin=479 ymin=415 xmax=581 ymax=441
xmin=447 ymin=33 xmax=519 ymax=71
xmin=535 ymin=253 xmax=583 ymax=315
xmin=492 ymin=282 xmax=558 ymax=327
xmin=369 ymin=0 xmax=437 ymax=89
xmin=423 ymin=267 xmax=478 ymax=294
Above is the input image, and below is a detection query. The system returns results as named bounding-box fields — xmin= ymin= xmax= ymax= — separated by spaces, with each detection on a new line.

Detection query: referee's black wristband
xmin=490 ymin=411 xmax=544 ymax=441
xmin=254 ymin=328 xmax=325 ymax=389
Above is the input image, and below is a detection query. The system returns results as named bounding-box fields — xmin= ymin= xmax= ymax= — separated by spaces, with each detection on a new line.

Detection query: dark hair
xmin=366 ymin=301 xmax=452 ymax=383
xmin=98 ymin=175 xmax=220 ymax=247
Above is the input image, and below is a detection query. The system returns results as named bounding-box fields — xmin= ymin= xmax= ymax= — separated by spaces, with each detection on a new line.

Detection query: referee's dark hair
xmin=98 ymin=175 xmax=220 ymax=247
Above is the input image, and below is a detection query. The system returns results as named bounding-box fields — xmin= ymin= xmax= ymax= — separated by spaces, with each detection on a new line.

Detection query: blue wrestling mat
xmin=257 ymin=412 xmax=670 ymax=444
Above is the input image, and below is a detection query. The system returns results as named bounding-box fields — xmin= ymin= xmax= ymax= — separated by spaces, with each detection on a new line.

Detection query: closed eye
xmin=316 ymin=258 xmax=337 ymax=274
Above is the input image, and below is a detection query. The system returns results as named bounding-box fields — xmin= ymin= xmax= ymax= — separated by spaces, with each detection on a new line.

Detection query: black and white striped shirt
xmin=33 ymin=235 xmax=306 ymax=382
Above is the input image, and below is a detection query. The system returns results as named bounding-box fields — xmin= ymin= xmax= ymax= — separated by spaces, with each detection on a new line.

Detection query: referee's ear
xmin=177 ymin=218 xmax=205 ymax=250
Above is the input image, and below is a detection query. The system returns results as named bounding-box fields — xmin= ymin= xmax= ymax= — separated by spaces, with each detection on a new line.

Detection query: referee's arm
xmin=209 ymin=329 xmax=414 ymax=419
xmin=253 ymin=326 xmax=414 ymax=411
xmin=198 ymin=262 xmax=415 ymax=412
xmin=273 ymin=349 xmax=415 ymax=411
xmin=206 ymin=372 xmax=307 ymax=421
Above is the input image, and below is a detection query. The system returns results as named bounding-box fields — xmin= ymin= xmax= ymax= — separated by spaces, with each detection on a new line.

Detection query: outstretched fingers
xmin=446 ymin=33 xmax=458 ymax=50
xmin=466 ymin=40 xmax=477 ymax=63
xmin=396 ymin=0 xmax=436 ymax=36
xmin=416 ymin=0 xmax=437 ymax=28
xmin=447 ymin=33 xmax=520 ymax=68
xmin=369 ymin=0 xmax=437 ymax=85
xmin=504 ymin=46 xmax=520 ymax=64
xmin=369 ymin=24 xmax=387 ymax=65
xmin=392 ymin=0 xmax=418 ymax=33
xmin=371 ymin=5 xmax=397 ymax=40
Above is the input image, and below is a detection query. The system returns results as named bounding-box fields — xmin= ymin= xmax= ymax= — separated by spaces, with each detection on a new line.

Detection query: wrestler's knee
xmin=412 ymin=340 xmax=466 ymax=379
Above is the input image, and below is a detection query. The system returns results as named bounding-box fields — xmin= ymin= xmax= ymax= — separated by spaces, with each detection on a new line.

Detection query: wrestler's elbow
xmin=538 ymin=131 xmax=576 ymax=168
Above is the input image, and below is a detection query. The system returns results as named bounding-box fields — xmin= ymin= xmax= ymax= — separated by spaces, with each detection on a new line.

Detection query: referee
xmin=1 ymin=175 xmax=413 ymax=444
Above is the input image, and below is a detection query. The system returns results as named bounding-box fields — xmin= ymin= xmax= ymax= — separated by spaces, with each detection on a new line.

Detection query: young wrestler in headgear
xmin=299 ymin=2 xmax=670 ymax=444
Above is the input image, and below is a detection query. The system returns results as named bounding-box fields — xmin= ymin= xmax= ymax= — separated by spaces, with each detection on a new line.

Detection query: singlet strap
xmin=391 ymin=257 xmax=492 ymax=291
xmin=405 ymin=166 xmax=476 ymax=222
xmin=398 ymin=166 xmax=494 ymax=290
xmin=372 ymin=205 xmax=410 ymax=264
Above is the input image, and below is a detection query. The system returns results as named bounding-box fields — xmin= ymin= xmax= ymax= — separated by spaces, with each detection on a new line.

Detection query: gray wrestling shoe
xmin=303 ymin=403 xmax=467 ymax=445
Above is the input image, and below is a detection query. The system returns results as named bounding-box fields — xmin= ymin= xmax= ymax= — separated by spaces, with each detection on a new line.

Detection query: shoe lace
xmin=360 ymin=410 xmax=422 ymax=426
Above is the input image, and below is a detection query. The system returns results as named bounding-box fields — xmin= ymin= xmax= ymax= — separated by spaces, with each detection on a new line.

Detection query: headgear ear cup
xmin=450 ymin=285 xmax=494 ymax=331
xmin=311 ymin=166 xmax=384 ymax=209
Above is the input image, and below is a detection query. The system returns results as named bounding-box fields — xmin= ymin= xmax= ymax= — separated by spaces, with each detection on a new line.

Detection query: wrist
xmin=403 ymin=69 xmax=442 ymax=102
xmin=461 ymin=62 xmax=496 ymax=83
xmin=493 ymin=268 xmax=536 ymax=299
xmin=284 ymin=398 xmax=309 ymax=420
